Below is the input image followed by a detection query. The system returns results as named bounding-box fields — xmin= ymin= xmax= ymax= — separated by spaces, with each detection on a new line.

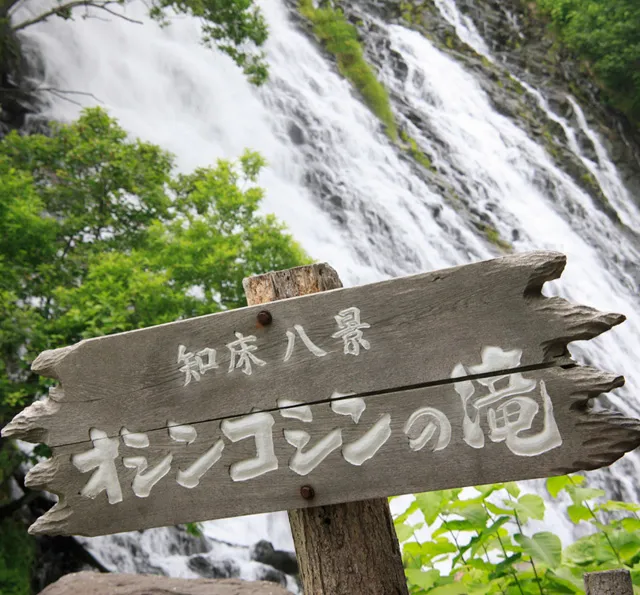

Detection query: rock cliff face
xmin=455 ymin=0 xmax=640 ymax=204
xmin=0 ymin=24 xmax=43 ymax=136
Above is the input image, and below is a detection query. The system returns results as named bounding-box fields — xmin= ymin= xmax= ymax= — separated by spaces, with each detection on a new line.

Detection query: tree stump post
xmin=243 ymin=263 xmax=408 ymax=595
xmin=584 ymin=569 xmax=633 ymax=595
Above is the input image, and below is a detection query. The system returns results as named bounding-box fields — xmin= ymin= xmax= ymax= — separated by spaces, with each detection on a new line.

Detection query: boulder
xmin=38 ymin=571 xmax=290 ymax=595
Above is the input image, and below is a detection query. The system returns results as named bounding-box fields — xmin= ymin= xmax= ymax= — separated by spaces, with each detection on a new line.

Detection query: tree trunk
xmin=584 ymin=569 xmax=633 ymax=595
xmin=243 ymin=263 xmax=408 ymax=595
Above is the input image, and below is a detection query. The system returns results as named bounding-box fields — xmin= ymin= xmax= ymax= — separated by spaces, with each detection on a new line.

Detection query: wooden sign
xmin=3 ymin=251 xmax=639 ymax=537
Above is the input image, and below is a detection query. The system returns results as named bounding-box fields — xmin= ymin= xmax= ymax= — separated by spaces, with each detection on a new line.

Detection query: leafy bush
xmin=0 ymin=516 xmax=35 ymax=595
xmin=299 ymin=0 xmax=398 ymax=140
xmin=0 ymin=106 xmax=309 ymax=589
xmin=0 ymin=106 xmax=309 ymax=421
xmin=393 ymin=475 xmax=640 ymax=593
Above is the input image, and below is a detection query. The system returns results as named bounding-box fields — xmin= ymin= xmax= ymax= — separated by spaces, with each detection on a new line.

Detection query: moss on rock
xmin=299 ymin=0 xmax=398 ymax=140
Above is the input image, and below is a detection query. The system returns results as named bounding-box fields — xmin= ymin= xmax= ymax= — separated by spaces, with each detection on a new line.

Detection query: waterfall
xmin=13 ymin=0 xmax=640 ymax=585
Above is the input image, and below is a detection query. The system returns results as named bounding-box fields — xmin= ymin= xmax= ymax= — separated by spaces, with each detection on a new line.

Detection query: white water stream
xmin=13 ymin=0 xmax=640 ymax=586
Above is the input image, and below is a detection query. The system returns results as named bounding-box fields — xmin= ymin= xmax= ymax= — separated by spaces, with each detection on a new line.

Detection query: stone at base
xmin=38 ymin=571 xmax=290 ymax=595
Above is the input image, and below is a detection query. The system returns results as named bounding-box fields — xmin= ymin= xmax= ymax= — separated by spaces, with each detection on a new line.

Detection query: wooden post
xmin=243 ymin=263 xmax=409 ymax=595
xmin=584 ymin=569 xmax=633 ymax=595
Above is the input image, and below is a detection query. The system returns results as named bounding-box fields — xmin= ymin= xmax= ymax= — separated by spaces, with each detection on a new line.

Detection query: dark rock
xmin=253 ymin=566 xmax=287 ymax=587
xmin=250 ymin=540 xmax=298 ymax=576
xmin=169 ymin=526 xmax=213 ymax=557
xmin=0 ymin=22 xmax=42 ymax=136
xmin=287 ymin=121 xmax=305 ymax=145
xmin=187 ymin=555 xmax=240 ymax=579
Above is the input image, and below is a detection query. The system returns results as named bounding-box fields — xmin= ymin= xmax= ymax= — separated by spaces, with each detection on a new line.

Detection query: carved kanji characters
xmin=452 ymin=346 xmax=562 ymax=456
xmin=403 ymin=407 xmax=451 ymax=452
xmin=168 ymin=422 xmax=225 ymax=489
xmin=331 ymin=307 xmax=371 ymax=355
xmin=331 ymin=392 xmax=390 ymax=465
xmin=227 ymin=332 xmax=266 ymax=376
xmin=280 ymin=398 xmax=342 ymax=476
xmin=121 ymin=427 xmax=172 ymax=498
xmin=283 ymin=325 xmax=327 ymax=361
xmin=220 ymin=412 xmax=278 ymax=481
xmin=72 ymin=428 xmax=123 ymax=504
xmin=178 ymin=345 xmax=218 ymax=386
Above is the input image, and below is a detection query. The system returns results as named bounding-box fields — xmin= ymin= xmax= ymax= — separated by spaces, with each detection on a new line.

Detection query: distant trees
xmin=536 ymin=0 xmax=640 ymax=124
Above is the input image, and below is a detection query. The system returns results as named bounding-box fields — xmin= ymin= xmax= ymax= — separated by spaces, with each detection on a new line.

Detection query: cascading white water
xmin=13 ymin=0 xmax=640 ymax=584
xmin=432 ymin=0 xmax=640 ymax=230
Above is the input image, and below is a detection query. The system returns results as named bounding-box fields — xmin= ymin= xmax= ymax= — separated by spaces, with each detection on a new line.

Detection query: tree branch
xmin=11 ymin=0 xmax=142 ymax=32
xmin=81 ymin=3 xmax=143 ymax=24
xmin=39 ymin=86 xmax=104 ymax=107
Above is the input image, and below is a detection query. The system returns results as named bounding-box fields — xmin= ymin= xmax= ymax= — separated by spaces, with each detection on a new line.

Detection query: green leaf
xmin=547 ymin=475 xmax=573 ymax=498
xmin=622 ymin=518 xmax=640 ymax=532
xmin=569 ymin=487 xmax=606 ymax=505
xmin=567 ymin=504 xmax=591 ymax=524
xmin=415 ymin=491 xmax=445 ymax=525
xmin=508 ymin=494 xmax=545 ymax=523
xmin=428 ymin=583 xmax=468 ymax=595
xmin=485 ymin=501 xmax=513 ymax=516
xmin=405 ymin=568 xmax=439 ymax=589
xmin=563 ymin=533 xmax=618 ymax=566
xmin=394 ymin=521 xmax=415 ymax=543
xmin=393 ymin=499 xmax=419 ymax=525
xmin=433 ymin=519 xmax=480 ymax=537
xmin=514 ymin=532 xmax=562 ymax=569
xmin=543 ymin=571 xmax=583 ymax=594
xmin=489 ymin=553 xmax=522 ymax=579
xmin=403 ymin=539 xmax=457 ymax=561
xmin=598 ymin=500 xmax=640 ymax=514
xmin=505 ymin=482 xmax=521 ymax=497
xmin=448 ymin=501 xmax=489 ymax=526
xmin=467 ymin=516 xmax=510 ymax=558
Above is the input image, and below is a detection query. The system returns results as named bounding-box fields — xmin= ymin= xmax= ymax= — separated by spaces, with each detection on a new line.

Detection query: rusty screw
xmin=256 ymin=310 xmax=273 ymax=326
xmin=300 ymin=485 xmax=315 ymax=500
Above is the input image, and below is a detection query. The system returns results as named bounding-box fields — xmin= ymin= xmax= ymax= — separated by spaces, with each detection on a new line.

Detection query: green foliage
xmin=0 ymin=106 xmax=309 ymax=591
xmin=482 ymin=225 xmax=512 ymax=252
xmin=0 ymin=516 xmax=35 ymax=595
xmin=184 ymin=522 xmax=203 ymax=536
xmin=299 ymin=0 xmax=398 ymax=140
xmin=400 ymin=130 xmax=434 ymax=171
xmin=10 ymin=0 xmax=268 ymax=85
xmin=534 ymin=0 xmax=640 ymax=124
xmin=399 ymin=2 xmax=425 ymax=25
xmin=392 ymin=476 xmax=640 ymax=593
xmin=0 ymin=106 xmax=309 ymax=422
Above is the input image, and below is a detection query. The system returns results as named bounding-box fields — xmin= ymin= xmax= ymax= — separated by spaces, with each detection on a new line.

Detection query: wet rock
xmin=38 ymin=571 xmax=290 ymax=595
xmin=169 ymin=526 xmax=213 ymax=557
xmin=188 ymin=555 xmax=240 ymax=579
xmin=287 ymin=121 xmax=305 ymax=145
xmin=250 ymin=540 xmax=298 ymax=576
xmin=0 ymin=23 xmax=43 ymax=136
xmin=253 ymin=566 xmax=287 ymax=587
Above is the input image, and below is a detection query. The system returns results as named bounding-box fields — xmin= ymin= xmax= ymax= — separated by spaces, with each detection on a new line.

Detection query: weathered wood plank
xmin=25 ymin=365 xmax=639 ymax=536
xmin=3 ymin=252 xmax=624 ymax=449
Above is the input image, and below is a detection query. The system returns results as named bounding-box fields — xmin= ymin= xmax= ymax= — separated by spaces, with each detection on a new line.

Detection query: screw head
xmin=257 ymin=310 xmax=273 ymax=326
xmin=300 ymin=485 xmax=315 ymax=500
